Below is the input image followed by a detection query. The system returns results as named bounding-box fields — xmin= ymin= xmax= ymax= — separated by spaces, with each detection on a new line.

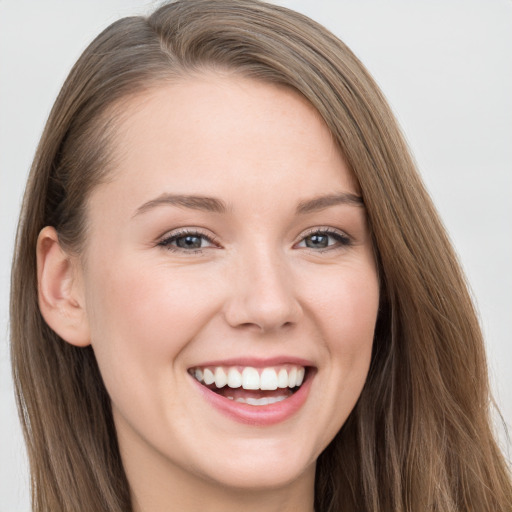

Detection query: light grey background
xmin=1 ymin=1 xmax=510 ymax=510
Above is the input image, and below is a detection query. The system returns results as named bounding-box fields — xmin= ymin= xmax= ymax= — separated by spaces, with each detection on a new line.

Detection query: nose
xmin=223 ymin=247 xmax=303 ymax=333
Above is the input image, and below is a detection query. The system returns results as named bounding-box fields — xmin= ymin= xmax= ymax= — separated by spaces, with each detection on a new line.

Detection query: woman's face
xmin=79 ymin=74 xmax=379 ymax=498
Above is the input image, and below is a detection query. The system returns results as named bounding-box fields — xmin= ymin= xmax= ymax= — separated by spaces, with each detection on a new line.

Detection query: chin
xmin=187 ymin=435 xmax=319 ymax=492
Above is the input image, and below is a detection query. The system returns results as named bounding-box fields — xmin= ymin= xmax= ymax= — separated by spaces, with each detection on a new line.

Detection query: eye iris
xmin=176 ymin=235 xmax=203 ymax=249
xmin=305 ymin=234 xmax=328 ymax=248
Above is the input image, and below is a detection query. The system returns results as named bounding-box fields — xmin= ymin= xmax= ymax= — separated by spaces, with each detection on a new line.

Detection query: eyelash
xmin=157 ymin=227 xmax=352 ymax=254
xmin=296 ymin=227 xmax=352 ymax=252
xmin=157 ymin=229 xmax=218 ymax=254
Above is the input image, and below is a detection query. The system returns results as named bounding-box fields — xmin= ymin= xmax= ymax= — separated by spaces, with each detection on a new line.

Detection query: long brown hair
xmin=10 ymin=1 xmax=511 ymax=510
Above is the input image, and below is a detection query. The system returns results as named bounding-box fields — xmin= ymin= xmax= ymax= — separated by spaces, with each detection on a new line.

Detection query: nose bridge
xmin=224 ymin=242 xmax=301 ymax=331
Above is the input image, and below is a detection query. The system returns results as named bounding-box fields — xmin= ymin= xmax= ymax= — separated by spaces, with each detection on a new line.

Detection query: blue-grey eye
xmin=297 ymin=230 xmax=351 ymax=250
xmin=304 ymin=233 xmax=329 ymax=249
xmin=158 ymin=231 xmax=215 ymax=251
xmin=175 ymin=235 xmax=204 ymax=249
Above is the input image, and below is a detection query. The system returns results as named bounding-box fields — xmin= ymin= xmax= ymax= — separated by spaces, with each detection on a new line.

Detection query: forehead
xmin=90 ymin=73 xmax=359 ymax=213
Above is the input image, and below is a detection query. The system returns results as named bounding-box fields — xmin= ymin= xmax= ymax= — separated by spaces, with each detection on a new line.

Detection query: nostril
xmin=222 ymin=264 xmax=303 ymax=331
xmin=224 ymin=300 xmax=302 ymax=332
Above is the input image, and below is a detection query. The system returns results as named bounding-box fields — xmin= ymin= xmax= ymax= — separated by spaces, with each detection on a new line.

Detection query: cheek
xmin=309 ymin=261 xmax=379 ymax=391
xmin=83 ymin=257 xmax=220 ymax=389
xmin=308 ymin=260 xmax=379 ymax=349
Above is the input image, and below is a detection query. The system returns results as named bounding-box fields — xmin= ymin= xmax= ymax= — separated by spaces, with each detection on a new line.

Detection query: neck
xmin=125 ymin=442 xmax=316 ymax=512
xmin=130 ymin=464 xmax=316 ymax=512
xmin=117 ymin=409 xmax=316 ymax=512
xmin=132 ymin=478 xmax=315 ymax=512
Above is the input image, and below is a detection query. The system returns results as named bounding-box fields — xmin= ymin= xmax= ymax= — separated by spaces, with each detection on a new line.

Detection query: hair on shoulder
xmin=10 ymin=1 xmax=511 ymax=511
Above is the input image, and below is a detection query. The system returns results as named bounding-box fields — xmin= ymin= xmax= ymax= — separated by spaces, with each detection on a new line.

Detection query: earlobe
xmin=37 ymin=226 xmax=91 ymax=347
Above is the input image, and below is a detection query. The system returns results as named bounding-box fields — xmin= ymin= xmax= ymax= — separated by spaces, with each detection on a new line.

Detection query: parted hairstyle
xmin=10 ymin=1 xmax=511 ymax=511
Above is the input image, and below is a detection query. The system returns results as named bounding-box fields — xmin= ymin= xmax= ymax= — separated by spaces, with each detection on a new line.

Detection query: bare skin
xmin=37 ymin=73 xmax=379 ymax=511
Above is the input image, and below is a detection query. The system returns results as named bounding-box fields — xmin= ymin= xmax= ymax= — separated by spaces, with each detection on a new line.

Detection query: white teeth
xmin=227 ymin=367 xmax=242 ymax=388
xmin=267 ymin=395 xmax=287 ymax=404
xmin=277 ymin=368 xmax=288 ymax=388
xmin=242 ymin=367 xmax=260 ymax=390
xmin=296 ymin=367 xmax=305 ymax=387
xmin=214 ymin=367 xmax=227 ymax=388
xmin=260 ymin=368 xmax=278 ymax=390
xmin=288 ymin=367 xmax=297 ymax=388
xmin=203 ymin=368 xmax=215 ymax=385
xmin=246 ymin=397 xmax=268 ymax=406
xmin=191 ymin=365 xmax=307 ymax=390
xmin=234 ymin=395 xmax=287 ymax=406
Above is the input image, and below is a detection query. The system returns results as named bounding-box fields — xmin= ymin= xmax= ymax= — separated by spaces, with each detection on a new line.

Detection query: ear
xmin=37 ymin=226 xmax=91 ymax=347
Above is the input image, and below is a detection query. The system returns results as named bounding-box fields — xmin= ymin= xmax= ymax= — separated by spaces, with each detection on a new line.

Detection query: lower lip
xmin=191 ymin=371 xmax=314 ymax=426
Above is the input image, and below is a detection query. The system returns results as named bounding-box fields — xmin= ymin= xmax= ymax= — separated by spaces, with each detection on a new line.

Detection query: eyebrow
xmin=134 ymin=191 xmax=363 ymax=217
xmin=295 ymin=193 xmax=363 ymax=214
xmin=134 ymin=194 xmax=228 ymax=216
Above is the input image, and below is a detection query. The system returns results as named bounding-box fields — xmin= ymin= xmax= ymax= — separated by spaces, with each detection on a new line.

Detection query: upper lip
xmin=187 ymin=356 xmax=315 ymax=369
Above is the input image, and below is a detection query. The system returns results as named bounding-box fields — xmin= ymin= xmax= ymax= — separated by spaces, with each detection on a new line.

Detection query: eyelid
xmin=155 ymin=225 xmax=352 ymax=253
xmin=294 ymin=226 xmax=352 ymax=250
xmin=157 ymin=227 xmax=220 ymax=252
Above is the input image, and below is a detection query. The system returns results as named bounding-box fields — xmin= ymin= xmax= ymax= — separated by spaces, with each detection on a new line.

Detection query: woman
xmin=10 ymin=0 xmax=511 ymax=511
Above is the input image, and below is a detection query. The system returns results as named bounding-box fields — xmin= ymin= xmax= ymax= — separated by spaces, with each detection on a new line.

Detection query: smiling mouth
xmin=188 ymin=365 xmax=307 ymax=406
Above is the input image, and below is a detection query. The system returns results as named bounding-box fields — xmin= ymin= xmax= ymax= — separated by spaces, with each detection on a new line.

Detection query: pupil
xmin=177 ymin=235 xmax=202 ymax=249
xmin=306 ymin=234 xmax=328 ymax=248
